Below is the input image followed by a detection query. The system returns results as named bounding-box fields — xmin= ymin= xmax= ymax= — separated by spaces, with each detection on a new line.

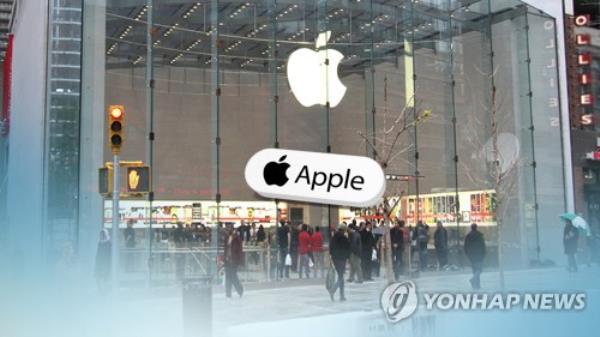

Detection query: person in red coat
xmin=311 ymin=226 xmax=324 ymax=278
xmin=298 ymin=224 xmax=312 ymax=279
xmin=224 ymin=224 xmax=244 ymax=298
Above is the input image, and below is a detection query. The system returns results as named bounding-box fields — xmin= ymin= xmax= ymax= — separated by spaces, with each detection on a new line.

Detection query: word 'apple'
xmin=294 ymin=165 xmax=364 ymax=192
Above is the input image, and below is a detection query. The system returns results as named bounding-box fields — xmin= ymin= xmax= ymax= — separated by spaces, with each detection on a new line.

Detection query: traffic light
xmin=108 ymin=105 xmax=125 ymax=154
xmin=98 ymin=167 xmax=112 ymax=194
xmin=127 ymin=166 xmax=150 ymax=193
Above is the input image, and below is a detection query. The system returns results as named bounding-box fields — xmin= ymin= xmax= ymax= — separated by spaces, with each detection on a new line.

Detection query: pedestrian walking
xmin=307 ymin=226 xmax=315 ymax=262
xmin=238 ymin=220 xmax=250 ymax=243
xmin=298 ymin=224 xmax=312 ymax=279
xmin=391 ymin=220 xmax=405 ymax=280
xmin=360 ymin=222 xmax=375 ymax=281
xmin=415 ymin=221 xmax=430 ymax=271
xmin=224 ymin=223 xmax=244 ymax=298
xmin=434 ymin=221 xmax=449 ymax=269
xmin=347 ymin=224 xmax=363 ymax=283
xmin=94 ymin=229 xmax=111 ymax=293
xmin=464 ymin=223 xmax=486 ymax=289
xmin=124 ymin=219 xmax=136 ymax=247
xmin=250 ymin=223 xmax=258 ymax=243
xmin=564 ymin=219 xmax=579 ymax=272
xmin=124 ymin=219 xmax=136 ymax=272
xmin=159 ymin=224 xmax=170 ymax=242
xmin=329 ymin=224 xmax=351 ymax=301
xmin=173 ymin=222 xmax=187 ymax=281
xmin=372 ymin=221 xmax=385 ymax=277
xmin=290 ymin=223 xmax=300 ymax=272
xmin=276 ymin=221 xmax=290 ymax=279
xmin=257 ymin=224 xmax=266 ymax=243
xmin=311 ymin=226 xmax=324 ymax=278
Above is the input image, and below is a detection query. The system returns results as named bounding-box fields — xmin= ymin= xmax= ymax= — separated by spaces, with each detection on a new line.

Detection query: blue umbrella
xmin=560 ymin=212 xmax=577 ymax=221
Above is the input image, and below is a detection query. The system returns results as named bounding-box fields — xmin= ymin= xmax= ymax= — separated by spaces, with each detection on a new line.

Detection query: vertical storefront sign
xmin=572 ymin=15 xmax=594 ymax=127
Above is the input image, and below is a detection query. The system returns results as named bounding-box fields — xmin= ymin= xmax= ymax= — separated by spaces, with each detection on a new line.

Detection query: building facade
xmin=568 ymin=1 xmax=600 ymax=244
xmin=0 ymin=0 xmax=574 ymax=278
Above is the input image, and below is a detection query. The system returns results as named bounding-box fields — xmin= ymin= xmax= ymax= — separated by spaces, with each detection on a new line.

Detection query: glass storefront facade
xmin=72 ymin=0 xmax=568 ymax=276
xmin=45 ymin=0 xmax=83 ymax=260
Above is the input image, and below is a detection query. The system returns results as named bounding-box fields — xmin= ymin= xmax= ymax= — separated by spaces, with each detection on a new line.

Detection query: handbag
xmin=325 ymin=263 xmax=338 ymax=294
xmin=285 ymin=253 xmax=292 ymax=266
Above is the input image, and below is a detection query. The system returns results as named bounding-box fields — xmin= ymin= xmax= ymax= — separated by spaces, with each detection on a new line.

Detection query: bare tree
xmin=357 ymin=74 xmax=432 ymax=283
xmin=461 ymin=63 xmax=521 ymax=290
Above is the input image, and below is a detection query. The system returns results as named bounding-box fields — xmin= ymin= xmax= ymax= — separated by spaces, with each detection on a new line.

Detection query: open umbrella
xmin=560 ymin=212 xmax=577 ymax=221
xmin=572 ymin=216 xmax=591 ymax=237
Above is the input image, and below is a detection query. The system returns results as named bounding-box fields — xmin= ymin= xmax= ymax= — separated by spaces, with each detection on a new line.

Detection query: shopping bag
xmin=285 ymin=253 xmax=292 ymax=266
xmin=309 ymin=258 xmax=314 ymax=268
xmin=371 ymin=248 xmax=378 ymax=261
xmin=325 ymin=264 xmax=338 ymax=294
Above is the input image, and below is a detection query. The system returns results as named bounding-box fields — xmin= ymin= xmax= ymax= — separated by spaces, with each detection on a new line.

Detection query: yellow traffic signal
xmin=108 ymin=105 xmax=125 ymax=154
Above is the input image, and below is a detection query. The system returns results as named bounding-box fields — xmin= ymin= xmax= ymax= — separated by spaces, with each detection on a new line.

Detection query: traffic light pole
xmin=111 ymin=153 xmax=121 ymax=291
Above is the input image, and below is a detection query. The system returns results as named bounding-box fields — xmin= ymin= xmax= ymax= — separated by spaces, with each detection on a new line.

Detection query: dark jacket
xmin=224 ymin=232 xmax=244 ymax=266
xmin=237 ymin=225 xmax=250 ymax=242
xmin=434 ymin=227 xmax=448 ymax=250
xmin=563 ymin=223 xmax=579 ymax=255
xmin=173 ymin=226 xmax=186 ymax=248
xmin=330 ymin=231 xmax=351 ymax=261
xmin=415 ymin=225 xmax=429 ymax=250
xmin=257 ymin=227 xmax=266 ymax=242
xmin=243 ymin=225 xmax=251 ymax=242
xmin=95 ymin=240 xmax=111 ymax=279
xmin=464 ymin=229 xmax=486 ymax=264
xmin=277 ymin=225 xmax=289 ymax=249
xmin=360 ymin=229 xmax=374 ymax=255
xmin=124 ymin=227 xmax=136 ymax=248
xmin=391 ymin=227 xmax=404 ymax=251
xmin=349 ymin=231 xmax=362 ymax=256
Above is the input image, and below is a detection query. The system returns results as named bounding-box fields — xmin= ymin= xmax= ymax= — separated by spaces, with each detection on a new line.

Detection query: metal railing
xmin=118 ymin=243 xmax=319 ymax=286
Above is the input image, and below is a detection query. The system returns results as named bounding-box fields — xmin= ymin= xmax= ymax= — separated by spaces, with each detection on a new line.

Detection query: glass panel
xmin=104 ymin=0 xmax=152 ymax=281
xmin=453 ymin=0 xmax=495 ymax=260
xmin=490 ymin=12 xmax=536 ymax=266
xmin=218 ymin=0 xmax=276 ymax=283
xmin=413 ymin=2 xmax=457 ymax=229
xmin=45 ymin=0 xmax=83 ymax=260
xmin=527 ymin=12 xmax=567 ymax=261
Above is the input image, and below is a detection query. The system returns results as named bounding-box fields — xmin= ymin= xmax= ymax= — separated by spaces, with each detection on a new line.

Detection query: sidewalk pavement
xmin=212 ymin=266 xmax=600 ymax=335
xmin=4 ymin=266 xmax=599 ymax=337
xmin=106 ymin=266 xmax=600 ymax=337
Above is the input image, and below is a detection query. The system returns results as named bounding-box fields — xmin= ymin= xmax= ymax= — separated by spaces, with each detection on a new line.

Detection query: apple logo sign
xmin=263 ymin=155 xmax=290 ymax=187
xmin=287 ymin=31 xmax=347 ymax=108
xmin=245 ymin=148 xmax=386 ymax=207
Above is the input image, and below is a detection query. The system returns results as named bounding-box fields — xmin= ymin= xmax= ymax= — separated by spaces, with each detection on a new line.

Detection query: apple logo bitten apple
xmin=263 ymin=155 xmax=290 ymax=187
xmin=286 ymin=31 xmax=347 ymax=108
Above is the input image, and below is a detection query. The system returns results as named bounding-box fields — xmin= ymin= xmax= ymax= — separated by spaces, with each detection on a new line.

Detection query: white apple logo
xmin=287 ymin=31 xmax=347 ymax=108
